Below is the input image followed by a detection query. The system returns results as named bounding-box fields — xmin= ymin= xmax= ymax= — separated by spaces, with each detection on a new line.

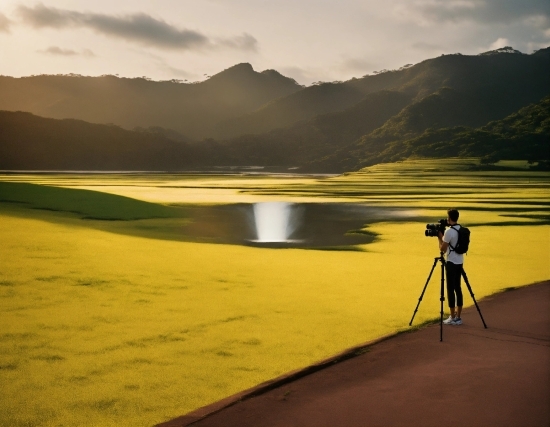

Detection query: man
xmin=438 ymin=208 xmax=464 ymax=325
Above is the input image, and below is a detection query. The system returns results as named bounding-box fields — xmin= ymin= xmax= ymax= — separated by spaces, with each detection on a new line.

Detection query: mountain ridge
xmin=304 ymin=95 xmax=550 ymax=171
xmin=0 ymin=63 xmax=301 ymax=140
xmin=215 ymin=46 xmax=549 ymax=138
xmin=1 ymin=94 xmax=548 ymax=172
xmin=1 ymin=46 xmax=548 ymax=172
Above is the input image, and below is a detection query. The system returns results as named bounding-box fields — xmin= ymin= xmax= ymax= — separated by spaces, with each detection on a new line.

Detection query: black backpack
xmin=449 ymin=225 xmax=470 ymax=254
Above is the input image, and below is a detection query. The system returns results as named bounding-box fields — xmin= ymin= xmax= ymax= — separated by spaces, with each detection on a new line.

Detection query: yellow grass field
xmin=1 ymin=159 xmax=549 ymax=426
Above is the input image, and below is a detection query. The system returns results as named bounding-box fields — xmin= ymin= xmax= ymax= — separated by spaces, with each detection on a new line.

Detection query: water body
xmin=182 ymin=203 xmax=404 ymax=249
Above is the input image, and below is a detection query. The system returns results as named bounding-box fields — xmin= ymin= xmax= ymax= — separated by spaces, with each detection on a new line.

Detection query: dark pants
xmin=446 ymin=261 xmax=463 ymax=308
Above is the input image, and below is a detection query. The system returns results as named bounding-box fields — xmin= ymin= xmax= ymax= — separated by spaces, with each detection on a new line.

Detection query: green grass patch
xmin=0 ymin=182 xmax=184 ymax=220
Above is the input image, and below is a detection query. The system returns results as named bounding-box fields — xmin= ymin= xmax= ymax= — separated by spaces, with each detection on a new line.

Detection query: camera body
xmin=425 ymin=219 xmax=449 ymax=237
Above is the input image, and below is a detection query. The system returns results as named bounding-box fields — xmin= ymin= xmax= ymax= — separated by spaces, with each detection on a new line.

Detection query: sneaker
xmin=443 ymin=316 xmax=455 ymax=325
xmin=451 ymin=317 xmax=463 ymax=325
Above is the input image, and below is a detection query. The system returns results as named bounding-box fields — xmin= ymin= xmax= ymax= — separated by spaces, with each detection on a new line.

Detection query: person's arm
xmin=438 ymin=232 xmax=449 ymax=252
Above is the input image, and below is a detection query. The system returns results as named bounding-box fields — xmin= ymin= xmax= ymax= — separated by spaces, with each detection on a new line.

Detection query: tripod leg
xmin=409 ymin=258 xmax=439 ymax=326
xmin=461 ymin=269 xmax=488 ymax=328
xmin=440 ymin=257 xmax=446 ymax=342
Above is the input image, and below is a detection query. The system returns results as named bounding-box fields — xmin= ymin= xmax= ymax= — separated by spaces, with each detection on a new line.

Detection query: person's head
xmin=447 ymin=208 xmax=459 ymax=224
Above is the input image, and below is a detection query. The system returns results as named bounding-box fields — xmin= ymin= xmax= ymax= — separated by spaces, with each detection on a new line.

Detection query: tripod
xmin=409 ymin=252 xmax=487 ymax=341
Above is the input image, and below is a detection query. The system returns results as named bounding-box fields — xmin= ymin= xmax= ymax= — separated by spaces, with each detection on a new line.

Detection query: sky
xmin=0 ymin=0 xmax=549 ymax=85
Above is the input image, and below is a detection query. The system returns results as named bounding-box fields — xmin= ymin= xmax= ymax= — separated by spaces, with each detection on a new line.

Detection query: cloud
xmin=39 ymin=46 xmax=78 ymax=56
xmin=489 ymin=37 xmax=511 ymax=50
xmin=17 ymin=4 xmax=257 ymax=51
xmin=134 ymin=50 xmax=196 ymax=79
xmin=0 ymin=12 xmax=12 ymax=33
xmin=216 ymin=33 xmax=258 ymax=51
xmin=37 ymin=46 xmax=96 ymax=57
xmin=408 ymin=0 xmax=550 ymax=26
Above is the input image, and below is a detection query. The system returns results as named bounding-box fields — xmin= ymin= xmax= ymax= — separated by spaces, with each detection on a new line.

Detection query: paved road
xmin=159 ymin=281 xmax=550 ymax=427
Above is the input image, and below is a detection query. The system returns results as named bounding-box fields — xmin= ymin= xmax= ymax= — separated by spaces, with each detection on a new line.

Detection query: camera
xmin=425 ymin=219 xmax=448 ymax=237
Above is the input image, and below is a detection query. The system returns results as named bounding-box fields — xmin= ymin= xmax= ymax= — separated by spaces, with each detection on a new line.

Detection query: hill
xmin=207 ymin=47 xmax=549 ymax=169
xmin=0 ymin=182 xmax=182 ymax=220
xmin=0 ymin=63 xmax=301 ymax=140
xmin=1 ymin=95 xmax=548 ymax=172
xmin=1 ymin=47 xmax=548 ymax=142
xmin=1 ymin=47 xmax=548 ymax=172
xmin=214 ymin=90 xmax=413 ymax=166
xmin=0 ymin=111 xmax=195 ymax=170
xmin=389 ymin=95 xmax=550 ymax=165
xmin=306 ymin=95 xmax=550 ymax=171
xmin=216 ymin=46 xmax=550 ymax=137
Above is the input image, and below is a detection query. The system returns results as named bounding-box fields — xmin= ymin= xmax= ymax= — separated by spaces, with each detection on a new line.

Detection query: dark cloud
xmin=415 ymin=0 xmax=550 ymax=26
xmin=17 ymin=4 xmax=257 ymax=51
xmin=0 ymin=12 xmax=12 ymax=33
xmin=37 ymin=46 xmax=96 ymax=57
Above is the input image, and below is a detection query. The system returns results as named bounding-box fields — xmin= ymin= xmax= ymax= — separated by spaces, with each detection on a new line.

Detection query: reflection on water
xmin=183 ymin=203 xmax=403 ymax=249
xmin=252 ymin=202 xmax=302 ymax=243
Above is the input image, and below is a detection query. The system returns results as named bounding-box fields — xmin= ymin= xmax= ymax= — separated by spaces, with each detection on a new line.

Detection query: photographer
xmin=438 ymin=208 xmax=464 ymax=325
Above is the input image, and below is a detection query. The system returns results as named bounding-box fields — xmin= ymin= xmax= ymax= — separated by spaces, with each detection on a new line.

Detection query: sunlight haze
xmin=1 ymin=0 xmax=549 ymax=84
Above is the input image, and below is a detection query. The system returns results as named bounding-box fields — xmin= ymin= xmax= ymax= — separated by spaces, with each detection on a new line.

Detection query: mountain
xmin=305 ymin=95 xmax=550 ymax=171
xmin=214 ymin=82 xmax=366 ymax=138
xmin=214 ymin=46 xmax=550 ymax=170
xmin=2 ymin=47 xmax=548 ymax=142
xmin=0 ymin=111 xmax=194 ymax=170
xmin=214 ymin=90 xmax=414 ymax=166
xmin=0 ymin=63 xmax=301 ymax=140
xmin=390 ymin=95 xmax=550 ymax=164
xmin=2 ymin=95 xmax=547 ymax=172
xmin=1 ymin=47 xmax=548 ymax=172
xmin=216 ymin=46 xmax=550 ymax=137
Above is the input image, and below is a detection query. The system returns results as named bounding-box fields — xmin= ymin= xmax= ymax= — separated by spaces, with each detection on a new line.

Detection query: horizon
xmin=1 ymin=0 xmax=549 ymax=85
xmin=1 ymin=45 xmax=547 ymax=86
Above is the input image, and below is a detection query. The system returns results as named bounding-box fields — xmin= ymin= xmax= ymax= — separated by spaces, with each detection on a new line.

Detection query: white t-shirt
xmin=443 ymin=225 xmax=464 ymax=265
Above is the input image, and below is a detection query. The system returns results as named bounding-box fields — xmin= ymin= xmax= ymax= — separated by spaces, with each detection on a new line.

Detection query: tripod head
xmin=434 ymin=252 xmax=445 ymax=263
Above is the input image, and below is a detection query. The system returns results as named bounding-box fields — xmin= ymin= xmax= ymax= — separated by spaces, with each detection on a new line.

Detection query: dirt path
xmin=159 ymin=281 xmax=550 ymax=427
